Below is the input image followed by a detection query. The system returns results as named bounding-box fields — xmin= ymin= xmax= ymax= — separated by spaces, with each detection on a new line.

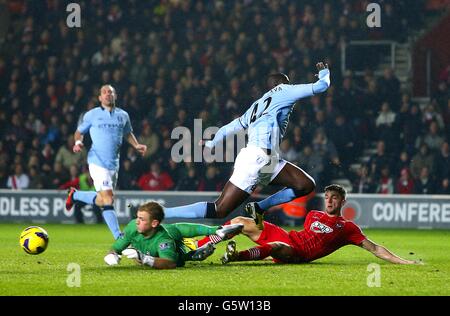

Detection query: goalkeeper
xmin=104 ymin=201 xmax=243 ymax=269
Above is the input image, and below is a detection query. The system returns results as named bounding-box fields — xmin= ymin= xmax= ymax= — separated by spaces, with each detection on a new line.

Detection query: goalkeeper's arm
xmin=127 ymin=250 xmax=177 ymax=269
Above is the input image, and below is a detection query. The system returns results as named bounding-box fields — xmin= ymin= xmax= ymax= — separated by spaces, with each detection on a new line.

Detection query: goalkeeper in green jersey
xmin=104 ymin=201 xmax=243 ymax=269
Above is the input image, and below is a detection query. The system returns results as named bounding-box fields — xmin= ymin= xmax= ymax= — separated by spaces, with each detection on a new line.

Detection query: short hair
xmin=267 ymin=73 xmax=290 ymax=87
xmin=324 ymin=184 xmax=346 ymax=199
xmin=99 ymin=84 xmax=116 ymax=95
xmin=137 ymin=201 xmax=165 ymax=223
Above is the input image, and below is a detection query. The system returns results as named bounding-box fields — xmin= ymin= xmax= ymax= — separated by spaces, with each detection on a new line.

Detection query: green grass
xmin=1 ymin=223 xmax=449 ymax=296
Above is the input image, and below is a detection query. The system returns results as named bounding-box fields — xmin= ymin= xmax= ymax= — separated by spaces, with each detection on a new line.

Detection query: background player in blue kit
xmin=66 ymin=84 xmax=147 ymax=239
xmin=164 ymin=62 xmax=330 ymax=221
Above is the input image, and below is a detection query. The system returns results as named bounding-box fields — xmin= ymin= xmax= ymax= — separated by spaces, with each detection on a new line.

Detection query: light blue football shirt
xmin=206 ymin=69 xmax=330 ymax=151
xmin=77 ymin=106 xmax=132 ymax=170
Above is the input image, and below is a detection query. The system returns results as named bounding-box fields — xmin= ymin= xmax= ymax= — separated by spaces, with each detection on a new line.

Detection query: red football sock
xmin=197 ymin=220 xmax=232 ymax=247
xmin=238 ymin=244 xmax=273 ymax=261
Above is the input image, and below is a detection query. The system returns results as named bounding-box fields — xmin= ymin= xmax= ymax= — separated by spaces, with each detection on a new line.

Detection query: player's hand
xmin=122 ymin=248 xmax=142 ymax=263
xmin=135 ymin=144 xmax=147 ymax=156
xmin=104 ymin=252 xmax=121 ymax=266
xmin=316 ymin=62 xmax=328 ymax=71
xmin=73 ymin=143 xmax=84 ymax=153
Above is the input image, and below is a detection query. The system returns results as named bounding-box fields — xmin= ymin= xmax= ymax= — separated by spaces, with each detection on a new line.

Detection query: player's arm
xmin=359 ymin=239 xmax=423 ymax=264
xmin=104 ymin=242 xmax=130 ymax=266
xmin=289 ymin=62 xmax=330 ymax=99
xmin=73 ymin=111 xmax=92 ymax=153
xmin=104 ymin=225 xmax=133 ymax=266
xmin=201 ymin=117 xmax=246 ymax=149
xmin=73 ymin=130 xmax=85 ymax=153
xmin=126 ymin=132 xmax=147 ymax=156
xmin=137 ymin=242 xmax=178 ymax=269
xmin=142 ymin=256 xmax=177 ymax=269
xmin=312 ymin=62 xmax=330 ymax=94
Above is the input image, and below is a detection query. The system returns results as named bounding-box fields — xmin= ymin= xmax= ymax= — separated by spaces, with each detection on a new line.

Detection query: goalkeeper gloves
xmin=104 ymin=252 xmax=120 ymax=266
xmin=121 ymin=248 xmax=156 ymax=267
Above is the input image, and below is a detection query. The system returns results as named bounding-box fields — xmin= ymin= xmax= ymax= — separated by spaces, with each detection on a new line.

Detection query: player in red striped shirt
xmin=220 ymin=184 xmax=422 ymax=265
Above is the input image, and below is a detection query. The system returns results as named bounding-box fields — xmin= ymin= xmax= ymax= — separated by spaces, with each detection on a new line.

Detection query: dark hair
xmin=138 ymin=201 xmax=165 ymax=223
xmin=324 ymin=184 xmax=346 ymax=199
xmin=267 ymin=73 xmax=290 ymax=88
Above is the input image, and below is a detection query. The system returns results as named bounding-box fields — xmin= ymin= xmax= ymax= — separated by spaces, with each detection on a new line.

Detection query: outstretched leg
xmin=222 ymin=241 xmax=298 ymax=263
xmin=164 ymin=181 xmax=249 ymax=219
xmin=245 ymin=162 xmax=315 ymax=225
xmin=197 ymin=216 xmax=257 ymax=247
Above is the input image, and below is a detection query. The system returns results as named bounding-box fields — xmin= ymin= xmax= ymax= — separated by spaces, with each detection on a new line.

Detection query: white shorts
xmin=229 ymin=146 xmax=287 ymax=193
xmin=88 ymin=163 xmax=118 ymax=192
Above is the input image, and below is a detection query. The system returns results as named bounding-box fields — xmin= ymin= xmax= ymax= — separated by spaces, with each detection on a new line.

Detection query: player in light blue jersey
xmin=164 ymin=62 xmax=330 ymax=222
xmin=65 ymin=84 xmax=147 ymax=239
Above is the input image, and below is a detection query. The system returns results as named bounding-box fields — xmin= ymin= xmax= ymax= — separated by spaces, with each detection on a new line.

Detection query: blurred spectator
xmin=117 ymin=159 xmax=138 ymax=190
xmin=437 ymin=178 xmax=450 ymax=195
xmin=139 ymin=121 xmax=160 ymax=159
xmin=28 ymin=166 xmax=44 ymax=189
xmin=0 ymin=166 xmax=8 ymax=188
xmin=435 ymin=142 xmax=450 ymax=183
xmin=198 ymin=165 xmax=223 ymax=191
xmin=368 ymin=140 xmax=393 ymax=177
xmin=58 ymin=165 xmax=80 ymax=190
xmin=328 ymin=113 xmax=356 ymax=167
xmin=137 ymin=162 xmax=174 ymax=191
xmin=395 ymin=168 xmax=415 ymax=194
xmin=6 ymin=163 xmax=29 ymax=190
xmin=422 ymin=102 xmax=445 ymax=130
xmin=311 ymin=129 xmax=341 ymax=185
xmin=353 ymin=164 xmax=376 ymax=193
xmin=55 ymin=135 xmax=86 ymax=171
xmin=395 ymin=151 xmax=412 ymax=177
xmin=414 ymin=167 xmax=436 ymax=194
xmin=415 ymin=120 xmax=445 ymax=153
xmin=375 ymin=165 xmax=394 ymax=194
xmin=176 ymin=166 xmax=200 ymax=191
xmin=279 ymin=139 xmax=299 ymax=163
xmin=47 ymin=162 xmax=69 ymax=189
xmin=375 ymin=102 xmax=397 ymax=149
xmin=410 ymin=143 xmax=435 ymax=179
xmin=378 ymin=68 xmax=400 ymax=110
xmin=297 ymin=145 xmax=325 ymax=188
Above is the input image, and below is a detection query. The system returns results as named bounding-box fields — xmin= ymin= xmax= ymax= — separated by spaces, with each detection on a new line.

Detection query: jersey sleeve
xmin=77 ymin=110 xmax=93 ymax=134
xmin=312 ymin=69 xmax=331 ymax=94
xmin=345 ymin=222 xmax=367 ymax=245
xmin=205 ymin=117 xmax=246 ymax=148
xmin=123 ymin=111 xmax=132 ymax=135
xmin=287 ymin=69 xmax=330 ymax=99
xmin=156 ymin=238 xmax=179 ymax=262
xmin=238 ymin=103 xmax=256 ymax=129
xmin=111 ymin=221 xmax=134 ymax=253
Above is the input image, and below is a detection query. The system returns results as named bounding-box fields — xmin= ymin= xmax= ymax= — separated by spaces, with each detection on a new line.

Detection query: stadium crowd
xmin=0 ymin=0 xmax=449 ymax=195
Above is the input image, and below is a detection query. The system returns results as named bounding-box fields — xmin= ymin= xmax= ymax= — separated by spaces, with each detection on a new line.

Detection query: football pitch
xmin=1 ymin=223 xmax=449 ymax=296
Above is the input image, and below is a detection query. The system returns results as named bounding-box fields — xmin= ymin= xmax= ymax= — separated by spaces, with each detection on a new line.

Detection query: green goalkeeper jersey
xmin=112 ymin=220 xmax=218 ymax=267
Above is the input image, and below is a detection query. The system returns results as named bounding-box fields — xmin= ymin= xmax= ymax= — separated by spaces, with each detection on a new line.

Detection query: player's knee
xmin=271 ymin=244 xmax=295 ymax=262
xmin=94 ymin=194 xmax=103 ymax=206
xmin=292 ymin=177 xmax=315 ymax=196
xmin=231 ymin=216 xmax=252 ymax=228
xmin=101 ymin=194 xmax=114 ymax=206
